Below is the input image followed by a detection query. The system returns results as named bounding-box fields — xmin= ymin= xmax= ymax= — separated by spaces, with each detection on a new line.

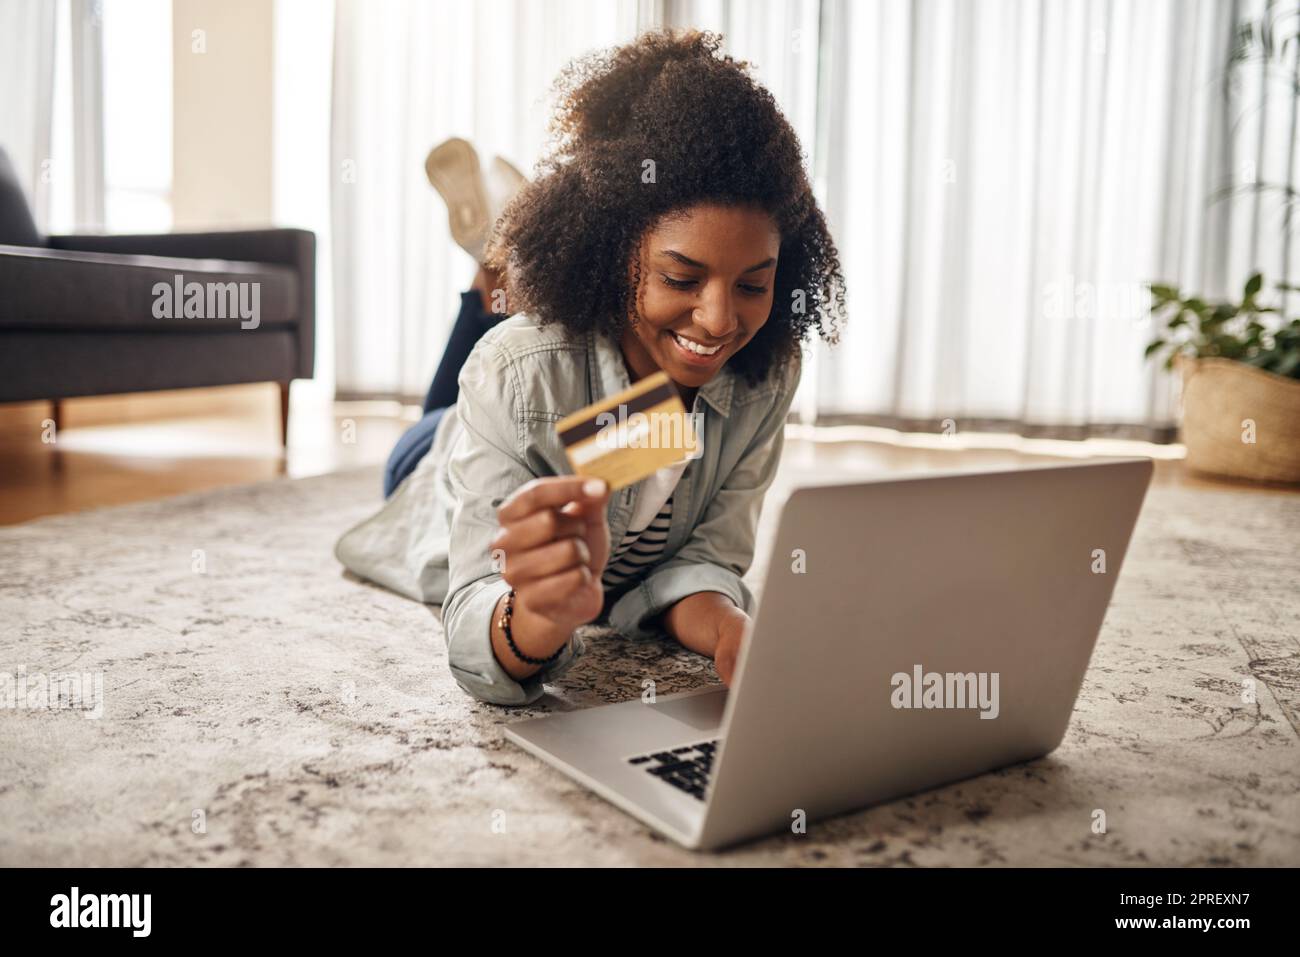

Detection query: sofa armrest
xmin=47 ymin=228 xmax=316 ymax=379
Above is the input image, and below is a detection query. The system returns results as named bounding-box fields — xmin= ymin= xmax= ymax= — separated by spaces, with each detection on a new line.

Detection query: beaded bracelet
xmin=498 ymin=588 xmax=567 ymax=666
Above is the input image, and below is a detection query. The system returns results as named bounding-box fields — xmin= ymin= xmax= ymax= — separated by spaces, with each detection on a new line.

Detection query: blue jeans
xmin=383 ymin=290 xmax=503 ymax=498
xmin=383 ymin=406 xmax=448 ymax=498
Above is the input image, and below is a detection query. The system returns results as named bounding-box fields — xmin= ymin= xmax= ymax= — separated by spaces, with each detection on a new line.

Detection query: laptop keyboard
xmin=627 ymin=739 xmax=721 ymax=801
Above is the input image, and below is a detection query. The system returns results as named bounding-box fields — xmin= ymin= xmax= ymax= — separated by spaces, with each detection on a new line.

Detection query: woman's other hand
xmin=711 ymin=610 xmax=750 ymax=687
xmin=663 ymin=591 xmax=752 ymax=687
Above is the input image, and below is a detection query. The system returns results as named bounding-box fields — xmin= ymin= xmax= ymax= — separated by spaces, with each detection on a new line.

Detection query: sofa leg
xmin=278 ymin=382 xmax=291 ymax=447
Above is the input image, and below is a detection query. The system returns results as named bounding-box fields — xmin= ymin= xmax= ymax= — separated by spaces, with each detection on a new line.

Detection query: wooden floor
xmin=0 ymin=383 xmax=1291 ymax=526
xmin=0 ymin=383 xmax=413 ymax=525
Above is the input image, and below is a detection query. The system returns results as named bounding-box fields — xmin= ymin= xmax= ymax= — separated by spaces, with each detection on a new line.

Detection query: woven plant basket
xmin=1178 ymin=355 xmax=1300 ymax=484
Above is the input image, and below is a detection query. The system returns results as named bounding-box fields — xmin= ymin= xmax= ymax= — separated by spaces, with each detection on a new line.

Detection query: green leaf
xmin=1244 ymin=272 xmax=1263 ymax=298
xmin=1205 ymin=304 xmax=1237 ymax=326
xmin=1144 ymin=338 xmax=1166 ymax=358
xmin=1213 ymin=334 xmax=1246 ymax=359
xmin=1274 ymin=350 xmax=1300 ymax=378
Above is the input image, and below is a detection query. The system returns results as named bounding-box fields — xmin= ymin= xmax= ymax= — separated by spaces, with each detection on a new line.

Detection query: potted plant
xmin=1145 ymin=273 xmax=1300 ymax=483
xmin=1142 ymin=4 xmax=1300 ymax=484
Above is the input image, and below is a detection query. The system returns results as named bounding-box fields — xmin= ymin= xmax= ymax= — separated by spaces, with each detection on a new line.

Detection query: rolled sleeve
xmin=441 ymin=339 xmax=583 ymax=705
xmin=606 ymin=353 xmax=802 ymax=642
xmin=443 ymin=577 xmax=584 ymax=706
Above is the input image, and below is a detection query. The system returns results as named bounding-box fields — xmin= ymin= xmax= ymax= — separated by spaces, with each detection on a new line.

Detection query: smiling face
xmin=620 ymin=203 xmax=781 ymax=394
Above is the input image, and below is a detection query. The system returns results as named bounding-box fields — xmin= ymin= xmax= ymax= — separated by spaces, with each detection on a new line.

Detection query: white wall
xmin=171 ymin=0 xmax=274 ymax=227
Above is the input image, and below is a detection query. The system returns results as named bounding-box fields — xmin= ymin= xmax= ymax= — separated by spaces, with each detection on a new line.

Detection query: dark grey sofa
xmin=0 ymin=147 xmax=314 ymax=443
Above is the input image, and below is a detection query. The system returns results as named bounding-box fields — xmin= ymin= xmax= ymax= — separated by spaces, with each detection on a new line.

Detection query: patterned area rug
xmin=1 ymin=462 xmax=1297 ymax=866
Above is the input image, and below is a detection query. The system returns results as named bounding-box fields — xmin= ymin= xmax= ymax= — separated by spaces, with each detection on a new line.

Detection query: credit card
xmin=555 ymin=371 xmax=699 ymax=490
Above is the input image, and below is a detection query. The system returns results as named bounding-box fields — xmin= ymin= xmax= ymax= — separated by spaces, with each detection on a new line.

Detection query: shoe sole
xmin=425 ymin=138 xmax=491 ymax=260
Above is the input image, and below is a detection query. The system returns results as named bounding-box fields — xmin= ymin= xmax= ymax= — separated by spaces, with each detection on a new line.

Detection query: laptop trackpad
xmin=649 ymin=688 xmax=728 ymax=733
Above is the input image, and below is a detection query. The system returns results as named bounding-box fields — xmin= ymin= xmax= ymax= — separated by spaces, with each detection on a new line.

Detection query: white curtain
xmin=0 ymin=0 xmax=57 ymax=228
xmin=331 ymin=0 xmax=651 ymax=398
xmin=820 ymin=0 xmax=1281 ymax=439
xmin=332 ymin=0 xmax=1290 ymax=439
xmin=68 ymin=0 xmax=105 ymax=231
xmin=0 ymin=0 xmax=107 ymax=234
xmin=675 ymin=0 xmax=1277 ymax=439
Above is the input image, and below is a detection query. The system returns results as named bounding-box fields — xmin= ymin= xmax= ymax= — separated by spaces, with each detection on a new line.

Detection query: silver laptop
xmin=504 ymin=457 xmax=1154 ymax=851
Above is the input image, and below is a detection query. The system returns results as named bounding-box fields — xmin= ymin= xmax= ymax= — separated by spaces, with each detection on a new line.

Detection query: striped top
xmin=602 ymin=494 xmax=675 ymax=587
xmin=598 ymin=394 xmax=696 ymax=589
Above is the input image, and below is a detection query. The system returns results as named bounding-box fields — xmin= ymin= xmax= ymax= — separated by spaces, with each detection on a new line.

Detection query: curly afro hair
xmin=484 ymin=29 xmax=846 ymax=386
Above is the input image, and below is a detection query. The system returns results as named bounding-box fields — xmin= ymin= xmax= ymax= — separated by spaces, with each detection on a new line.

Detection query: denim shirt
xmin=334 ymin=313 xmax=801 ymax=706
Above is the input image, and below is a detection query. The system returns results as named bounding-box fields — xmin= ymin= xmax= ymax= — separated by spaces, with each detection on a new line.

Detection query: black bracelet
xmin=499 ymin=588 xmax=567 ymax=666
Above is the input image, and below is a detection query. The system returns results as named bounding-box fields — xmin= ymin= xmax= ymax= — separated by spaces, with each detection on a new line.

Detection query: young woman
xmin=336 ymin=30 xmax=846 ymax=706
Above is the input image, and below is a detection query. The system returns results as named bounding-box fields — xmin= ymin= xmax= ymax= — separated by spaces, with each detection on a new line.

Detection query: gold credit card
xmin=555 ymin=371 xmax=699 ymax=490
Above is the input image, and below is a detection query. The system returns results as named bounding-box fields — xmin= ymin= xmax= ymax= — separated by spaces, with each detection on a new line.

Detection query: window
xmin=101 ymin=0 xmax=171 ymax=231
xmin=47 ymin=0 xmax=172 ymax=233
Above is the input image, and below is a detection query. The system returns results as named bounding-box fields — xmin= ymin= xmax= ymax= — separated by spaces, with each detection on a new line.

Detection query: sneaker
xmin=486 ymin=155 xmax=528 ymax=223
xmin=425 ymin=137 xmax=492 ymax=262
